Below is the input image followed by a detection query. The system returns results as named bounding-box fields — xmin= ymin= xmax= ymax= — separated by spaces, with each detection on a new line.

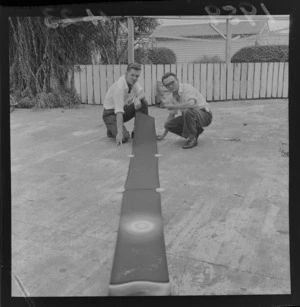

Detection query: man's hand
xmin=156 ymin=129 xmax=168 ymax=141
xmin=156 ymin=134 xmax=165 ymax=141
xmin=116 ymin=132 xmax=123 ymax=146
xmin=164 ymin=103 xmax=177 ymax=110
xmin=134 ymin=97 xmax=142 ymax=110
xmin=124 ymin=93 xmax=135 ymax=106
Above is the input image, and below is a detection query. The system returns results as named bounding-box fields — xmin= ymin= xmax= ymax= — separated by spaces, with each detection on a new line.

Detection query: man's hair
xmin=127 ymin=63 xmax=142 ymax=72
xmin=161 ymin=72 xmax=178 ymax=84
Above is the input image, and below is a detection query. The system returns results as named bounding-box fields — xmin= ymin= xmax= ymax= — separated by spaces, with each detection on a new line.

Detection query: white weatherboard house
xmin=150 ymin=20 xmax=289 ymax=63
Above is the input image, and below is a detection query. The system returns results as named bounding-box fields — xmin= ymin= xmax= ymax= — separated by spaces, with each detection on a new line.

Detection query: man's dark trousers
xmin=164 ymin=108 xmax=212 ymax=139
xmin=102 ymin=99 xmax=149 ymax=143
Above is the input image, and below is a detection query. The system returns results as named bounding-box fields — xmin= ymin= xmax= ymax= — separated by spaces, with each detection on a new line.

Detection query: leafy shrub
xmin=148 ymin=47 xmax=177 ymax=64
xmin=133 ymin=47 xmax=177 ymax=64
xmin=17 ymin=96 xmax=37 ymax=109
xmin=14 ymin=88 xmax=81 ymax=110
xmin=61 ymin=90 xmax=82 ymax=108
xmin=231 ymin=45 xmax=288 ymax=62
xmin=134 ymin=48 xmax=152 ymax=64
xmin=10 ymin=88 xmax=35 ymax=109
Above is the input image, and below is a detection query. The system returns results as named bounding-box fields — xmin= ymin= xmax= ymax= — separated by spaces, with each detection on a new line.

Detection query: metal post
xmin=225 ymin=18 xmax=232 ymax=71
xmin=225 ymin=18 xmax=232 ymax=100
xmin=128 ymin=17 xmax=134 ymax=63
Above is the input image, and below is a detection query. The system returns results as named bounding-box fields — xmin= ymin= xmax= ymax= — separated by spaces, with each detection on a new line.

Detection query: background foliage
xmin=9 ymin=16 xmax=159 ymax=108
xmin=231 ymin=45 xmax=288 ymax=62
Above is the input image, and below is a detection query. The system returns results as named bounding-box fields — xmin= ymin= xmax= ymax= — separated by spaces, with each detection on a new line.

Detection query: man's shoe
xmin=182 ymin=138 xmax=198 ymax=149
xmin=107 ymin=130 xmax=114 ymax=138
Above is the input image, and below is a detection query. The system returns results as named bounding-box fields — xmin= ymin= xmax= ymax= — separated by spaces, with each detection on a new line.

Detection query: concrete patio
xmin=11 ymin=99 xmax=290 ymax=296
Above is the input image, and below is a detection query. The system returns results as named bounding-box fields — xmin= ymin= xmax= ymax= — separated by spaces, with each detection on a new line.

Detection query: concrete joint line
xmin=117 ymin=188 xmax=165 ymax=193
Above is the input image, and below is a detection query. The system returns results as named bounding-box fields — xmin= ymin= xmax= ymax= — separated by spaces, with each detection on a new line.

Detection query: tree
xmin=9 ymin=16 xmax=159 ymax=107
xmin=9 ymin=17 xmax=90 ymax=100
xmin=93 ymin=17 xmax=159 ymax=64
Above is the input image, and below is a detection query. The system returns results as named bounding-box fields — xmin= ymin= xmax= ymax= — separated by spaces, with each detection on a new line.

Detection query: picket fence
xmin=71 ymin=62 xmax=289 ymax=105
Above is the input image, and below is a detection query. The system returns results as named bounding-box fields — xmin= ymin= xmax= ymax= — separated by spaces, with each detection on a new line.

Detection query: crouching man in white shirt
xmin=157 ymin=72 xmax=212 ymax=149
xmin=102 ymin=63 xmax=148 ymax=146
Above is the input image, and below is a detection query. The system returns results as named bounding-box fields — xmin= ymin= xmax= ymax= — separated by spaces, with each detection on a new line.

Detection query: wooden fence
xmin=71 ymin=62 xmax=289 ymax=105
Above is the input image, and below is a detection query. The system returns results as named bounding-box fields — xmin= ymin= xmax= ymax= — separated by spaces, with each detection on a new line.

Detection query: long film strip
xmin=108 ymin=111 xmax=171 ymax=296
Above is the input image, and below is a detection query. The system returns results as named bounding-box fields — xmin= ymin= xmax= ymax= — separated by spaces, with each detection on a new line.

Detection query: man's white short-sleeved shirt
xmin=103 ymin=76 xmax=144 ymax=114
xmin=169 ymin=83 xmax=211 ymax=115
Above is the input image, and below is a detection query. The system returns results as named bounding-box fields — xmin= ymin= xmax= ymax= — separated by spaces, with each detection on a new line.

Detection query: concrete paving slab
xmin=10 ymin=99 xmax=289 ymax=296
xmin=167 ymin=253 xmax=290 ymax=295
xmin=12 ymin=220 xmax=114 ymax=296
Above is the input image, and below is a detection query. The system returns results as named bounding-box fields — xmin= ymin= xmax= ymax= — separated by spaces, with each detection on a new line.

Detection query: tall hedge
xmin=134 ymin=47 xmax=152 ymax=64
xmin=134 ymin=47 xmax=177 ymax=64
xmin=231 ymin=45 xmax=288 ymax=62
xmin=148 ymin=47 xmax=177 ymax=64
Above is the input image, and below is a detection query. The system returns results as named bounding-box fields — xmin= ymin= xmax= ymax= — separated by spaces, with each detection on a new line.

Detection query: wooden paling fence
xmin=71 ymin=62 xmax=289 ymax=105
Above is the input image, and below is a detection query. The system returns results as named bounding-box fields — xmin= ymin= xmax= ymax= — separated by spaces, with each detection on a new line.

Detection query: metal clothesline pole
xmin=225 ymin=18 xmax=232 ymax=100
